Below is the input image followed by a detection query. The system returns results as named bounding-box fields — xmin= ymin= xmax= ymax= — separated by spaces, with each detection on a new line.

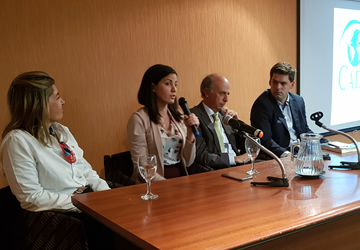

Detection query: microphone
xmin=222 ymin=115 xmax=264 ymax=138
xmin=310 ymin=111 xmax=360 ymax=170
xmin=310 ymin=111 xmax=324 ymax=127
xmin=244 ymin=133 xmax=289 ymax=187
xmin=178 ymin=97 xmax=200 ymax=137
xmin=223 ymin=115 xmax=288 ymax=187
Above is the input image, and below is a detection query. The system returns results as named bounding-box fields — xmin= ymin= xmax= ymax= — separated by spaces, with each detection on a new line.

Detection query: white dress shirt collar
xmin=202 ymin=102 xmax=217 ymax=122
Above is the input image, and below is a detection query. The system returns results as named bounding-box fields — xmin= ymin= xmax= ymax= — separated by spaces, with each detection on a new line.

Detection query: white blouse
xmin=0 ymin=123 xmax=109 ymax=212
xmin=160 ymin=120 xmax=182 ymax=165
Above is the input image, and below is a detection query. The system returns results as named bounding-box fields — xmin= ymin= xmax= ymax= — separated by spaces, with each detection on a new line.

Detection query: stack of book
xmin=321 ymin=141 xmax=360 ymax=154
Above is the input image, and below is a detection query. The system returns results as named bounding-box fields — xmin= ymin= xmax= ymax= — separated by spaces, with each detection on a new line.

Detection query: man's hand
xmin=223 ymin=107 xmax=239 ymax=120
xmin=234 ymin=154 xmax=251 ymax=165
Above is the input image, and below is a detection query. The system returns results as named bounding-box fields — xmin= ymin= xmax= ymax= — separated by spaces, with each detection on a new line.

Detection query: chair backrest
xmin=0 ymin=186 xmax=24 ymax=249
xmin=0 ymin=186 xmax=88 ymax=249
xmin=104 ymin=151 xmax=136 ymax=186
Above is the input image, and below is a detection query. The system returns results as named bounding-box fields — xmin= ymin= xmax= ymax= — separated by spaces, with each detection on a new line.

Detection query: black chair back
xmin=104 ymin=151 xmax=136 ymax=186
xmin=0 ymin=186 xmax=88 ymax=249
xmin=0 ymin=186 xmax=24 ymax=250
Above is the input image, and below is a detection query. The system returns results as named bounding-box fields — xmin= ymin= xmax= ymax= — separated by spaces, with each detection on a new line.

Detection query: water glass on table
xmin=245 ymin=137 xmax=261 ymax=175
xmin=138 ymin=154 xmax=158 ymax=200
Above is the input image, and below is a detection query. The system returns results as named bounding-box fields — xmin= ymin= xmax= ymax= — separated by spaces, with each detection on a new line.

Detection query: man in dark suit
xmin=189 ymin=73 xmax=249 ymax=173
xmin=250 ymin=62 xmax=313 ymax=158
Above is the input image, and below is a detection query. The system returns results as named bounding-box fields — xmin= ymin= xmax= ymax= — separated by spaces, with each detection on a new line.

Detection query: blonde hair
xmin=2 ymin=71 xmax=55 ymax=145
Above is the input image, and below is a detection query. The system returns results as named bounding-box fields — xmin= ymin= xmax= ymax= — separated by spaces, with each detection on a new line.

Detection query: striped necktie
xmin=212 ymin=113 xmax=225 ymax=153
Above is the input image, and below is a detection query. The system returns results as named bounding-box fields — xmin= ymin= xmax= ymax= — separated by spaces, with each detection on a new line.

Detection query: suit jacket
xmin=250 ymin=89 xmax=313 ymax=157
xmin=190 ymin=102 xmax=244 ymax=170
xmin=126 ymin=108 xmax=196 ymax=183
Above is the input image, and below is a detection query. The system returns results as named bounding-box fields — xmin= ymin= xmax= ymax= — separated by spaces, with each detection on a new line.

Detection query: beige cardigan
xmin=126 ymin=108 xmax=196 ymax=183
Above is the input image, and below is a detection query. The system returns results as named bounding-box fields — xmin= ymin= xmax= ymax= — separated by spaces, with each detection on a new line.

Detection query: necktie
xmin=212 ymin=113 xmax=225 ymax=153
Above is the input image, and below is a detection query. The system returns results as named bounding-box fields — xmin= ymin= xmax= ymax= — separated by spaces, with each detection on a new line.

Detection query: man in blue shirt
xmin=250 ymin=62 xmax=314 ymax=158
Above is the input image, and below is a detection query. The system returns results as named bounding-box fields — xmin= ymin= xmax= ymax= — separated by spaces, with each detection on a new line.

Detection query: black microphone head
xmin=310 ymin=111 xmax=324 ymax=128
xmin=222 ymin=115 xmax=239 ymax=129
xmin=222 ymin=114 xmax=232 ymax=125
xmin=178 ymin=97 xmax=186 ymax=107
xmin=310 ymin=112 xmax=323 ymax=122
xmin=178 ymin=97 xmax=191 ymax=115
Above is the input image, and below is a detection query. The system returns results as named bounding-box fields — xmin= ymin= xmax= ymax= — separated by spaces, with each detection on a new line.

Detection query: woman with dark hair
xmin=127 ymin=64 xmax=199 ymax=183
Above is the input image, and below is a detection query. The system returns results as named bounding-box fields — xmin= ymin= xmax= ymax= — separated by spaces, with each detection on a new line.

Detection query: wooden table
xmin=72 ymin=153 xmax=360 ymax=249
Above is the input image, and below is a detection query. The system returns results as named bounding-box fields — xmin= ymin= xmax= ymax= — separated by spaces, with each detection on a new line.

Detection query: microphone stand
xmin=242 ymin=133 xmax=289 ymax=187
xmin=311 ymin=112 xmax=360 ymax=170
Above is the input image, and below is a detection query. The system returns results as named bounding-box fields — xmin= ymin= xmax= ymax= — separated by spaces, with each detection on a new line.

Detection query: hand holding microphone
xmin=179 ymin=97 xmax=200 ymax=137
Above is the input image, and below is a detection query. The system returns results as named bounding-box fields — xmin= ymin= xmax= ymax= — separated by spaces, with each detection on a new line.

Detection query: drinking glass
xmin=245 ymin=137 xmax=261 ymax=175
xmin=138 ymin=154 xmax=158 ymax=200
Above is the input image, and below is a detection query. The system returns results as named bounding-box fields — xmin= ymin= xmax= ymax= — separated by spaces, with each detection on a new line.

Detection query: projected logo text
xmin=331 ymin=8 xmax=360 ymax=126
xmin=337 ymin=20 xmax=360 ymax=90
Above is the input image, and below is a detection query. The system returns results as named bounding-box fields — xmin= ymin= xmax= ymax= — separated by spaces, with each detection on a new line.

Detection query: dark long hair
xmin=137 ymin=64 xmax=182 ymax=123
xmin=2 ymin=71 xmax=55 ymax=146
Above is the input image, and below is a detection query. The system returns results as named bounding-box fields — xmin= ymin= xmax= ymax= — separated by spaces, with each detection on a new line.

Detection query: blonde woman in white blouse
xmin=1 ymin=71 xmax=110 ymax=212
xmin=0 ymin=71 xmax=114 ymax=249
